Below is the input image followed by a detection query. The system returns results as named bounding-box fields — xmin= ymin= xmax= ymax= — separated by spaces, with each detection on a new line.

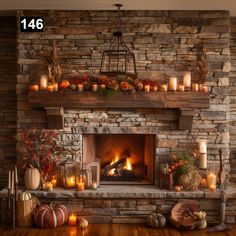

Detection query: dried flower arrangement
xmin=17 ymin=129 xmax=62 ymax=179
xmin=47 ymin=40 xmax=62 ymax=83
xmin=196 ymin=45 xmax=209 ymax=84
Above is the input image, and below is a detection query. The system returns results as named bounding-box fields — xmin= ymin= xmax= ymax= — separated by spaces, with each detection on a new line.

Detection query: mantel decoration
xmin=17 ymin=129 xmax=62 ymax=189
xmin=99 ymin=4 xmax=137 ymax=78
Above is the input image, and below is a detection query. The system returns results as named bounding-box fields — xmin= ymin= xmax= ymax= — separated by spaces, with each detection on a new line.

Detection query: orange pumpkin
xmin=59 ymin=80 xmax=70 ymax=89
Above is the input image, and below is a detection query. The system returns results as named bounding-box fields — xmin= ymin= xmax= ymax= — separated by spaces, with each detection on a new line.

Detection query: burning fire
xmin=108 ymin=153 xmax=133 ymax=176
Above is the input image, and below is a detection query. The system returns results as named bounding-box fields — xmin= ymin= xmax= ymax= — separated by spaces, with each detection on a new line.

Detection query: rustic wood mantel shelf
xmin=28 ymin=91 xmax=210 ymax=130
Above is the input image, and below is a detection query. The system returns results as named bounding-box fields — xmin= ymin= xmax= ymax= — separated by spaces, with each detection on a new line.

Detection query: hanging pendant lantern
xmin=100 ymin=4 xmax=137 ymax=78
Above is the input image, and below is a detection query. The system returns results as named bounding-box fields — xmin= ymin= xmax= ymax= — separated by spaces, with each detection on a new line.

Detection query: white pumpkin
xmin=19 ymin=191 xmax=32 ymax=201
xmin=78 ymin=217 xmax=88 ymax=229
xmin=25 ymin=168 xmax=41 ymax=190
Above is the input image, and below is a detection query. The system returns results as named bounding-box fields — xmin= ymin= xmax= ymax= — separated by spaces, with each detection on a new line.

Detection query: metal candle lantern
xmin=60 ymin=158 xmax=81 ymax=188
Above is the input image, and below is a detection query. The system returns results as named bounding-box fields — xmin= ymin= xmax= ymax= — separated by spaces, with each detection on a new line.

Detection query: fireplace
xmin=82 ymin=134 xmax=155 ymax=184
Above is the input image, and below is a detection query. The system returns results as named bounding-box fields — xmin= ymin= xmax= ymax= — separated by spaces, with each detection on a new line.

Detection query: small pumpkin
xmin=25 ymin=168 xmax=41 ymax=190
xmin=78 ymin=217 xmax=88 ymax=229
xmin=34 ymin=202 xmax=68 ymax=228
xmin=19 ymin=191 xmax=32 ymax=201
xmin=147 ymin=213 xmax=166 ymax=228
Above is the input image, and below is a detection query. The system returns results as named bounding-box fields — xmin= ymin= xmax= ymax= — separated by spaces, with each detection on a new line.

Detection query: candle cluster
xmin=29 ymin=75 xmax=58 ymax=92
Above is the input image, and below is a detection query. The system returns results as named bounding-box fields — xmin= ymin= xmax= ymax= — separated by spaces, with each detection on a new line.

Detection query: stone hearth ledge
xmin=0 ymin=185 xmax=232 ymax=199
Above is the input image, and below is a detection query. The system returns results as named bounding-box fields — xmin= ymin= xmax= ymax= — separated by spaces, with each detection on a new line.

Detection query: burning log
xmin=103 ymin=156 xmax=126 ymax=176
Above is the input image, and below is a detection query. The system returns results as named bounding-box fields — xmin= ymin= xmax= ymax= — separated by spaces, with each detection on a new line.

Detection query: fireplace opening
xmin=82 ymin=134 xmax=155 ymax=184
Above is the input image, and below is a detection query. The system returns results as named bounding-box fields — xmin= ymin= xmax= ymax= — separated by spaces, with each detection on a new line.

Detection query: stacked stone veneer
xmin=0 ymin=15 xmax=17 ymax=188
xmin=16 ymin=10 xmax=231 ymax=181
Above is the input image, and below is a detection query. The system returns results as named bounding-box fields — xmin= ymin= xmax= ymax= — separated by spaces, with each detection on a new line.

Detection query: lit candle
xmin=207 ymin=173 xmax=217 ymax=188
xmin=199 ymin=140 xmax=207 ymax=153
xmin=77 ymin=182 xmax=85 ymax=191
xmin=178 ymin=84 xmax=185 ymax=92
xmin=151 ymin=85 xmax=158 ymax=92
xmin=11 ymin=170 xmax=14 ymax=194
xmin=53 ymin=83 xmax=58 ymax=92
xmin=15 ymin=166 xmax=18 ymax=184
xmin=67 ymin=176 xmax=76 ymax=188
xmin=183 ymin=72 xmax=191 ymax=90
xmin=210 ymin=184 xmax=216 ymax=192
xmin=51 ymin=176 xmax=57 ymax=188
xmin=144 ymin=85 xmax=150 ymax=92
xmin=169 ymin=77 xmax=178 ymax=91
xmin=100 ymin=84 xmax=106 ymax=89
xmin=47 ymin=84 xmax=54 ymax=92
xmin=69 ymin=214 xmax=77 ymax=226
xmin=202 ymin=85 xmax=208 ymax=93
xmin=92 ymin=83 xmax=98 ymax=92
xmin=199 ymin=84 xmax=203 ymax=92
xmin=192 ymin=83 xmax=199 ymax=92
xmin=160 ymin=84 xmax=168 ymax=92
xmin=92 ymin=181 xmax=97 ymax=190
xmin=46 ymin=182 xmax=53 ymax=191
xmin=77 ymin=84 xmax=83 ymax=92
xmin=39 ymin=75 xmax=48 ymax=90
xmin=29 ymin=84 xmax=39 ymax=92
xmin=8 ymin=170 xmax=11 ymax=189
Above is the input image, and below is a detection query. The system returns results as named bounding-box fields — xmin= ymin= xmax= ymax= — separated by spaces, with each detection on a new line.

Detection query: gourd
xmin=19 ymin=191 xmax=32 ymax=201
xmin=25 ymin=168 xmax=41 ymax=190
xmin=78 ymin=217 xmax=88 ymax=229
xmin=146 ymin=213 xmax=166 ymax=228
xmin=34 ymin=202 xmax=68 ymax=228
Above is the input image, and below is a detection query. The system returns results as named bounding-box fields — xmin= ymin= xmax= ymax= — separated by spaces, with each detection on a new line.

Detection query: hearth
xmin=82 ymin=134 xmax=155 ymax=184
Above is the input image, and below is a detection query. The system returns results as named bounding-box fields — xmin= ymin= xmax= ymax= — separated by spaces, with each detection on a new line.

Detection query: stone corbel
xmin=178 ymin=109 xmax=195 ymax=130
xmin=45 ymin=107 xmax=64 ymax=130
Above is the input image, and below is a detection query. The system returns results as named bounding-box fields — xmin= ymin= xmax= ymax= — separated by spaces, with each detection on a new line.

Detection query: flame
xmin=125 ymin=157 xmax=132 ymax=170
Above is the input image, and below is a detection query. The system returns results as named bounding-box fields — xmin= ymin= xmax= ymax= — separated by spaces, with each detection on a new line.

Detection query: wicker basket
xmin=16 ymin=197 xmax=38 ymax=227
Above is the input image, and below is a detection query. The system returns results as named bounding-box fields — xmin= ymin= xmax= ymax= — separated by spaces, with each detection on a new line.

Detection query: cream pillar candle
xmin=199 ymin=140 xmax=207 ymax=153
xmin=144 ymin=85 xmax=150 ymax=92
xmin=169 ymin=77 xmax=178 ymax=91
xmin=192 ymin=83 xmax=199 ymax=92
xmin=39 ymin=75 xmax=48 ymax=90
xmin=199 ymin=153 xmax=207 ymax=169
xmin=207 ymin=173 xmax=217 ymax=188
xmin=11 ymin=170 xmax=14 ymax=194
xmin=92 ymin=83 xmax=98 ymax=92
xmin=15 ymin=166 xmax=18 ymax=184
xmin=161 ymin=84 xmax=168 ymax=92
xmin=8 ymin=170 xmax=11 ymax=189
xmin=183 ymin=72 xmax=191 ymax=90
xmin=178 ymin=84 xmax=185 ymax=92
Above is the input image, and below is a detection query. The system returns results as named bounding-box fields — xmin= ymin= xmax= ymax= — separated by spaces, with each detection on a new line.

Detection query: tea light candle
xmin=77 ymin=182 xmax=85 ymax=191
xmin=46 ymin=182 xmax=53 ymax=191
xmin=78 ymin=84 xmax=83 ymax=92
xmin=39 ymin=75 xmax=48 ymax=90
xmin=53 ymin=83 xmax=58 ymax=92
xmin=47 ymin=84 xmax=54 ymax=92
xmin=144 ymin=85 xmax=150 ymax=92
xmin=92 ymin=83 xmax=98 ymax=92
xmin=207 ymin=173 xmax=217 ymax=188
xmin=183 ymin=72 xmax=191 ymax=90
xmin=100 ymin=84 xmax=106 ymax=89
xmin=178 ymin=84 xmax=185 ymax=92
xmin=29 ymin=84 xmax=39 ymax=92
xmin=67 ymin=176 xmax=76 ymax=188
xmin=192 ymin=83 xmax=199 ymax=92
xmin=210 ymin=184 xmax=216 ymax=192
xmin=92 ymin=181 xmax=97 ymax=190
xmin=69 ymin=214 xmax=77 ymax=226
xmin=51 ymin=176 xmax=57 ymax=188
xmin=169 ymin=77 xmax=178 ymax=91
xmin=202 ymin=85 xmax=208 ymax=93
xmin=161 ymin=84 xmax=168 ymax=92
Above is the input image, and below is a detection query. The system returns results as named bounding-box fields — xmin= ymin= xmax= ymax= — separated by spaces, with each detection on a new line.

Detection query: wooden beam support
xmin=178 ymin=109 xmax=195 ymax=130
xmin=45 ymin=107 xmax=64 ymax=130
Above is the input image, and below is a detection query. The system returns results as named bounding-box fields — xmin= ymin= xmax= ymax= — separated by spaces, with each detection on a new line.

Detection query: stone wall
xmin=230 ymin=17 xmax=236 ymax=182
xmin=16 ymin=10 xmax=231 ymax=183
xmin=0 ymin=15 xmax=17 ymax=188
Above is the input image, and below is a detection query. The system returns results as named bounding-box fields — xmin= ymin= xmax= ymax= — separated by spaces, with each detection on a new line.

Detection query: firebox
xmin=82 ymin=134 xmax=155 ymax=184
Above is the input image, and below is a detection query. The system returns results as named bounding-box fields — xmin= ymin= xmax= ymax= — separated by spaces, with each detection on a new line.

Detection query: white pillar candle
xmin=144 ymin=85 xmax=150 ymax=92
xmin=169 ymin=77 xmax=178 ymax=91
xmin=8 ymin=170 xmax=11 ymax=189
xmin=39 ymin=75 xmax=48 ymax=90
xmin=199 ymin=140 xmax=207 ymax=153
xmin=92 ymin=84 xmax=98 ymax=92
xmin=15 ymin=166 xmax=18 ymax=184
xmin=207 ymin=173 xmax=217 ymax=188
xmin=183 ymin=72 xmax=191 ymax=89
xmin=199 ymin=153 xmax=207 ymax=169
